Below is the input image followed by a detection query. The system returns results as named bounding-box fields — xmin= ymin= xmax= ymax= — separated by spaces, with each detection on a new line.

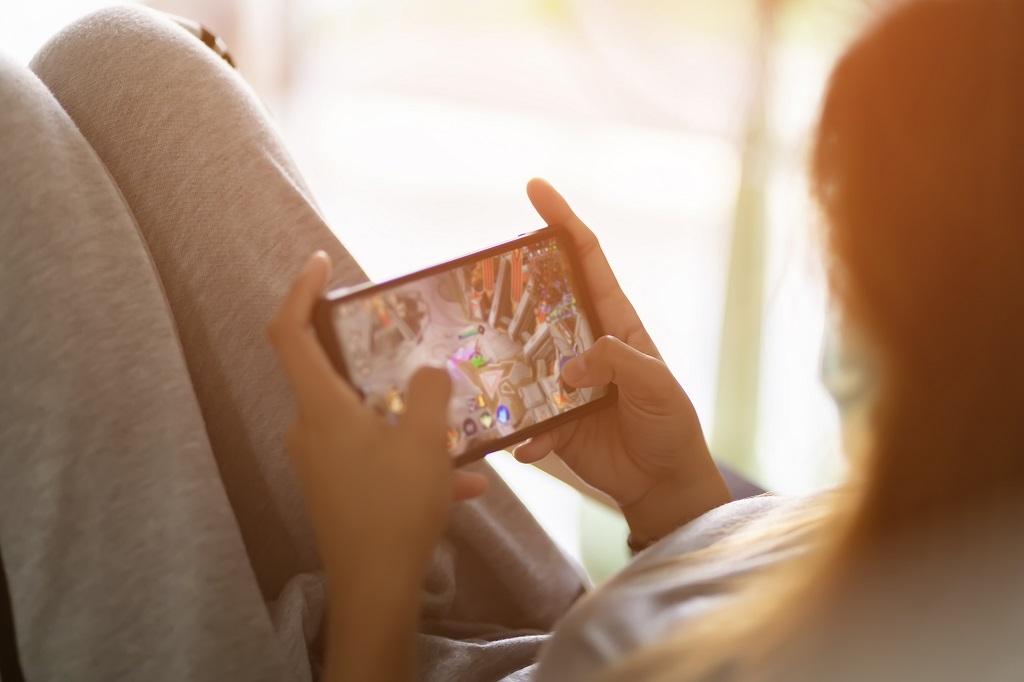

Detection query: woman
xmin=270 ymin=0 xmax=1024 ymax=679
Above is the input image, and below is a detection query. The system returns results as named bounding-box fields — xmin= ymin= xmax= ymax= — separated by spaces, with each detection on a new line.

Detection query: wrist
xmin=621 ymin=465 xmax=730 ymax=547
xmin=320 ymin=517 xmax=441 ymax=584
xmin=324 ymin=554 xmax=428 ymax=682
xmin=327 ymin=572 xmax=423 ymax=635
xmin=326 ymin=542 xmax=432 ymax=602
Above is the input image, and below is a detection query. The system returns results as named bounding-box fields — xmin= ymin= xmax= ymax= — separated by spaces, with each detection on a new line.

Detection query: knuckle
xmin=574 ymin=224 xmax=602 ymax=255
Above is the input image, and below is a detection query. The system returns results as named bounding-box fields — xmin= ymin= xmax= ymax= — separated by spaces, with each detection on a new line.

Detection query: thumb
xmin=404 ymin=366 xmax=452 ymax=439
xmin=561 ymin=335 xmax=668 ymax=398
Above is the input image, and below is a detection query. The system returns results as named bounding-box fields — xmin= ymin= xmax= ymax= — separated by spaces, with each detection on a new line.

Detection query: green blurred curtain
xmin=709 ymin=0 xmax=780 ymax=481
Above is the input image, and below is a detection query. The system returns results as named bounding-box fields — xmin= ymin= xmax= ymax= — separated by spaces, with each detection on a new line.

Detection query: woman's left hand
xmin=267 ymin=251 xmax=489 ymax=582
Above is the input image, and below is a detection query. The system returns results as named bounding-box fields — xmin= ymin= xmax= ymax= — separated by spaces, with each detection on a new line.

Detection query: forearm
xmin=323 ymin=558 xmax=427 ymax=682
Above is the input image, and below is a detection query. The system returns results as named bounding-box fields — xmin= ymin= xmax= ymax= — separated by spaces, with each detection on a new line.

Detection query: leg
xmin=32 ymin=6 xmax=587 ymax=676
xmin=31 ymin=6 xmax=364 ymax=600
xmin=0 ymin=54 xmax=287 ymax=681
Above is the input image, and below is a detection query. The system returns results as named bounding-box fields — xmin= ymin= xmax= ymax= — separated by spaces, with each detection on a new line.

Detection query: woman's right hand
xmin=515 ymin=180 xmax=730 ymax=543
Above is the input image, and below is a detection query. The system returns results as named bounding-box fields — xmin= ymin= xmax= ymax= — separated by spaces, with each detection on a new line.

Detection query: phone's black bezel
xmin=313 ymin=224 xmax=617 ymax=467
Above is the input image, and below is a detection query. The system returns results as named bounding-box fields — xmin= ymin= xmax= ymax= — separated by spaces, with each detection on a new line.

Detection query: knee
xmin=32 ymin=6 xmax=207 ymax=81
xmin=29 ymin=5 xmax=247 ymax=140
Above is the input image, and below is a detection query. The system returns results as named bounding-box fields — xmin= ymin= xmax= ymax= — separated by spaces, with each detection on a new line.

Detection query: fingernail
xmin=561 ymin=356 xmax=586 ymax=385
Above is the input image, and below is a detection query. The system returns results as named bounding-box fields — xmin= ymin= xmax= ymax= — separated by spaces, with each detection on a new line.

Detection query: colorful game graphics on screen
xmin=332 ymin=237 xmax=606 ymax=457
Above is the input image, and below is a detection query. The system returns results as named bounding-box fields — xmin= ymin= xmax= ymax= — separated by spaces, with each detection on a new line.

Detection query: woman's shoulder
xmin=534 ymin=494 xmax=811 ymax=682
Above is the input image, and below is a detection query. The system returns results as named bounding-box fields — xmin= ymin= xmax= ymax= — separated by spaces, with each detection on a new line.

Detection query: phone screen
xmin=322 ymin=230 xmax=611 ymax=462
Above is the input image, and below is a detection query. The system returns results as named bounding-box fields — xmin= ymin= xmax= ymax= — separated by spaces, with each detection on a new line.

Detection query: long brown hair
xmin=610 ymin=0 xmax=1024 ymax=678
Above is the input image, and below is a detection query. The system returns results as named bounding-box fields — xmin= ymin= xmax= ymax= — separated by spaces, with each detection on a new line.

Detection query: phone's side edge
xmin=321 ymin=226 xmax=558 ymax=307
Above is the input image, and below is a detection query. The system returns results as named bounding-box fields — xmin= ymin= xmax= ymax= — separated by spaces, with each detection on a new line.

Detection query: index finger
xmin=402 ymin=366 xmax=452 ymax=444
xmin=267 ymin=251 xmax=361 ymax=418
xmin=526 ymin=178 xmax=660 ymax=358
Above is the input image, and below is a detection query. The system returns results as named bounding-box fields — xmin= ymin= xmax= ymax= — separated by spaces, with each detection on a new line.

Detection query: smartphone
xmin=314 ymin=225 xmax=616 ymax=466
